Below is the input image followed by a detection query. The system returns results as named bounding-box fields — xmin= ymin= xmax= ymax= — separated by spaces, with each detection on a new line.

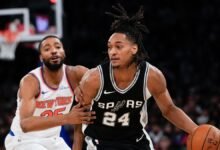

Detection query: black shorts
xmin=84 ymin=135 xmax=152 ymax=150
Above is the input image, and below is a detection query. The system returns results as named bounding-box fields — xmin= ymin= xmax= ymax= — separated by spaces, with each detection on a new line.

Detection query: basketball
xmin=187 ymin=124 xmax=220 ymax=150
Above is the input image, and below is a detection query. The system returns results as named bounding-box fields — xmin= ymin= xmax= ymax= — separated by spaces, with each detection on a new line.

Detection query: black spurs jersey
xmin=83 ymin=61 xmax=151 ymax=141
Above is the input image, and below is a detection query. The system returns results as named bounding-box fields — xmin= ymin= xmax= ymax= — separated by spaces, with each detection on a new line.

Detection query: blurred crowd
xmin=1 ymin=0 xmax=220 ymax=149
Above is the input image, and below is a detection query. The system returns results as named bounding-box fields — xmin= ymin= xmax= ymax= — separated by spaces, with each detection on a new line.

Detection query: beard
xmin=43 ymin=58 xmax=64 ymax=71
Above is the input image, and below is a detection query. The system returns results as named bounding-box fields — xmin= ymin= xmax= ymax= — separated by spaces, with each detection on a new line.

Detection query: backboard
xmin=0 ymin=0 xmax=63 ymax=42
xmin=0 ymin=0 xmax=63 ymax=60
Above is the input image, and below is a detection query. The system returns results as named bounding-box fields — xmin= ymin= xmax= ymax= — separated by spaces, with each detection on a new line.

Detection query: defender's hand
xmin=66 ymin=103 xmax=96 ymax=124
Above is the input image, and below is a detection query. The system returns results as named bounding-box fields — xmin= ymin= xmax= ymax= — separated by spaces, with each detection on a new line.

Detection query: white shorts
xmin=4 ymin=133 xmax=71 ymax=150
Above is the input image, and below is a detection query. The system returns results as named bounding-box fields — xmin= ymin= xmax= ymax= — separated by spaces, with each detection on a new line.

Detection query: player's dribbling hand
xmin=66 ymin=103 xmax=96 ymax=124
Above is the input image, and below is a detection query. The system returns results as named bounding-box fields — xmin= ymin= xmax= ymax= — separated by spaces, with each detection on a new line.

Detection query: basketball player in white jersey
xmin=4 ymin=35 xmax=96 ymax=150
xmin=75 ymin=4 xmax=198 ymax=150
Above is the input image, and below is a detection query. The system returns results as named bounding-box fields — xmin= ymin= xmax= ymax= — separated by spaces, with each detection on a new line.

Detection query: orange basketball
xmin=187 ymin=124 xmax=220 ymax=150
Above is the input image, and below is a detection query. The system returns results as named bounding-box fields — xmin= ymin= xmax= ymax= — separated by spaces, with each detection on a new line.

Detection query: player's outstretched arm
xmin=147 ymin=65 xmax=198 ymax=134
xmin=19 ymin=75 xmax=95 ymax=132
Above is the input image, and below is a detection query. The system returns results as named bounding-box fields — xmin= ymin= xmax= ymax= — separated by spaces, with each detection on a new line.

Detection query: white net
xmin=0 ymin=32 xmax=20 ymax=60
xmin=0 ymin=41 xmax=18 ymax=60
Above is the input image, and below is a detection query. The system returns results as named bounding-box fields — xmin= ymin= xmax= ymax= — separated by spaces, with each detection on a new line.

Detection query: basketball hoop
xmin=0 ymin=30 xmax=19 ymax=60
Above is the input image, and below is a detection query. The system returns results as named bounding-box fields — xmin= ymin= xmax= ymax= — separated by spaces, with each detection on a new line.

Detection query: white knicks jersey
xmin=10 ymin=64 xmax=75 ymax=138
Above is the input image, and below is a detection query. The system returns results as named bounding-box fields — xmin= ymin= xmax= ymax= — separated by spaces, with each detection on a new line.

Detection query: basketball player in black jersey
xmin=75 ymin=4 xmax=198 ymax=150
